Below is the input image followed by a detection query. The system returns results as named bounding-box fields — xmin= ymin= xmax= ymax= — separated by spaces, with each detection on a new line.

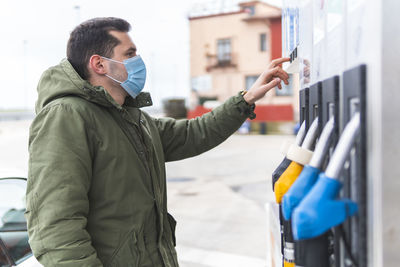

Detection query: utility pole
xmin=74 ymin=5 xmax=81 ymax=25
xmin=23 ymin=40 xmax=28 ymax=110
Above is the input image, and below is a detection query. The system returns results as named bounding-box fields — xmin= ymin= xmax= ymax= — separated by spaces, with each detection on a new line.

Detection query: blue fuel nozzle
xmin=292 ymin=173 xmax=358 ymax=240
xmin=282 ymin=165 xmax=320 ymax=220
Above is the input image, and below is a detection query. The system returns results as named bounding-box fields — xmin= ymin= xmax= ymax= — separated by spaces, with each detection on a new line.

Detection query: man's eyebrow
xmin=125 ymin=47 xmax=137 ymax=54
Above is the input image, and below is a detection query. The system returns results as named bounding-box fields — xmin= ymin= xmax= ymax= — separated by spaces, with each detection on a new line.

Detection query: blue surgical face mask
xmin=102 ymin=55 xmax=147 ymax=98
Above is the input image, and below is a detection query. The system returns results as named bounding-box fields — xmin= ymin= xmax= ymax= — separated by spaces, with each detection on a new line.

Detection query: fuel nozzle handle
xmin=292 ymin=113 xmax=360 ymax=240
xmin=282 ymin=116 xmax=335 ymax=220
xmin=272 ymin=121 xmax=307 ymax=191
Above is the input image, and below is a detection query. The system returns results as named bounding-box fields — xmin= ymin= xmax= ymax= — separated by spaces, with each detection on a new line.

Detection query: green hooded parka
xmin=26 ymin=59 xmax=253 ymax=267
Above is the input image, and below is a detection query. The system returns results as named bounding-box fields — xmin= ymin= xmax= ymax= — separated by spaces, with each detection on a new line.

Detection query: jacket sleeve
xmin=154 ymin=93 xmax=254 ymax=162
xmin=26 ymin=103 xmax=103 ymax=266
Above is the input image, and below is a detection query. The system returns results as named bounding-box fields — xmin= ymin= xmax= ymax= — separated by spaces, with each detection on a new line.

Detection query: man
xmin=26 ymin=17 xmax=289 ymax=267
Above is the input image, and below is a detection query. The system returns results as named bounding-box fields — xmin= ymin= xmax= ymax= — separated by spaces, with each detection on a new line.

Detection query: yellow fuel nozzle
xmin=283 ymin=261 xmax=295 ymax=267
xmin=274 ymin=118 xmax=318 ymax=203
xmin=275 ymin=161 xmax=304 ymax=203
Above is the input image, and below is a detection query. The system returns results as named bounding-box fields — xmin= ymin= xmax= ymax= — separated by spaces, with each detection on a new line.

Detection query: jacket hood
xmin=35 ymin=59 xmax=152 ymax=113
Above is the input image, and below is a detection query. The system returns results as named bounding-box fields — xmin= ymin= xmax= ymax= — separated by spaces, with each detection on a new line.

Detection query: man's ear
xmin=89 ymin=55 xmax=107 ymax=75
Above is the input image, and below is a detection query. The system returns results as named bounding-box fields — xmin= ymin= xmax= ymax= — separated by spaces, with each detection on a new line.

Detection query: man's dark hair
xmin=67 ymin=17 xmax=131 ymax=80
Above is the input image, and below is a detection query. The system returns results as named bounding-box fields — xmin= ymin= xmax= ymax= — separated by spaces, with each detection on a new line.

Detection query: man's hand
xmin=243 ymin=57 xmax=290 ymax=105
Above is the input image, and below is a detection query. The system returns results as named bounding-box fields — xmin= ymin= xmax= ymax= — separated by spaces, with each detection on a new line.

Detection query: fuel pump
xmin=281 ymin=116 xmax=336 ymax=267
xmin=292 ymin=113 xmax=360 ymax=241
xmin=282 ymin=116 xmax=335 ymax=220
xmin=274 ymin=117 xmax=319 ymax=267
xmin=272 ymin=121 xmax=307 ymax=259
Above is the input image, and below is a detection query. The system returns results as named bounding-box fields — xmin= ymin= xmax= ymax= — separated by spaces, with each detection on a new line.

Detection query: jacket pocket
xmin=167 ymin=213 xmax=177 ymax=247
xmin=108 ymin=230 xmax=141 ymax=267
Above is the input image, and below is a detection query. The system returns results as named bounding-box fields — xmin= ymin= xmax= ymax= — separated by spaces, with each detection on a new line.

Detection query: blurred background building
xmin=187 ymin=0 xmax=297 ymax=133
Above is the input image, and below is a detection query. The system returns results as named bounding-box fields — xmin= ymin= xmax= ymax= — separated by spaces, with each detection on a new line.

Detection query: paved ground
xmin=166 ymin=134 xmax=294 ymax=267
xmin=0 ymin=119 xmax=295 ymax=267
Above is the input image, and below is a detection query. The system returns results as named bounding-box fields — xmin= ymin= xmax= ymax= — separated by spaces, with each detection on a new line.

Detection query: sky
xmin=0 ymin=0 xmax=281 ymax=110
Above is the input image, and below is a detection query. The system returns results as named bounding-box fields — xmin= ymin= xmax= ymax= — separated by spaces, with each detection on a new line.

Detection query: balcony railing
xmin=205 ymin=52 xmax=237 ymax=72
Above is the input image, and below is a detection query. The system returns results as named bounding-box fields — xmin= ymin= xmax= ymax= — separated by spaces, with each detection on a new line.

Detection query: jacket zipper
xmin=115 ymin=108 xmax=171 ymax=264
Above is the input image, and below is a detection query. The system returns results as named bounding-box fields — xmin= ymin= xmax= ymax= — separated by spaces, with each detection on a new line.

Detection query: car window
xmin=0 ymin=237 xmax=12 ymax=267
xmin=0 ymin=179 xmax=26 ymax=230
xmin=0 ymin=178 xmax=31 ymax=264
xmin=0 ymin=232 xmax=31 ymax=265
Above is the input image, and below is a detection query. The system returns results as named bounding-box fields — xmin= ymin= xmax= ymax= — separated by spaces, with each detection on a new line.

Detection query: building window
xmin=245 ymin=6 xmax=255 ymax=16
xmin=245 ymin=75 xmax=259 ymax=91
xmin=217 ymin=38 xmax=232 ymax=65
xmin=260 ymin=33 xmax=268 ymax=52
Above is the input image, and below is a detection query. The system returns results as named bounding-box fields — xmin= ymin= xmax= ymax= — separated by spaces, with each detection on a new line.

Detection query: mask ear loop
xmin=101 ymin=56 xmax=124 ymax=83
xmin=105 ymin=74 xmax=123 ymax=84
xmin=101 ymin=56 xmax=124 ymax=64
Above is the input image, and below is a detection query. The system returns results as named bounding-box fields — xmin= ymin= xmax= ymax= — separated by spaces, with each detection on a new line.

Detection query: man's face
xmin=105 ymin=30 xmax=137 ymax=83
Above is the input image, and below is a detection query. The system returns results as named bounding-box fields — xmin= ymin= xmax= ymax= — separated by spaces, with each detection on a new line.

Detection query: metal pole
xmin=23 ymin=40 xmax=28 ymax=110
xmin=74 ymin=5 xmax=81 ymax=25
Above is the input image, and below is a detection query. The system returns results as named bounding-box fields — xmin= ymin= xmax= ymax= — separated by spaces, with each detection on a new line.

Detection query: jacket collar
xmin=61 ymin=59 xmax=153 ymax=110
